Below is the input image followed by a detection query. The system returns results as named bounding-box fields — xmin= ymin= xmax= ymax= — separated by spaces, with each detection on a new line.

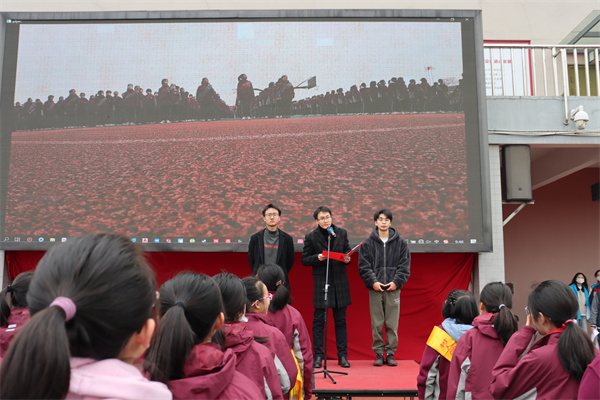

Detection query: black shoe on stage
xmin=338 ymin=356 xmax=351 ymax=368
xmin=313 ymin=355 xmax=322 ymax=369
xmin=373 ymin=353 xmax=384 ymax=366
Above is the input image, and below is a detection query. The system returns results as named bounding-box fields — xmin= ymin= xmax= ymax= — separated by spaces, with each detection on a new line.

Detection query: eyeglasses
xmin=265 ymin=213 xmax=279 ymax=218
xmin=377 ymin=217 xmax=391 ymax=222
xmin=525 ymin=306 xmax=530 ymax=316
xmin=252 ymin=292 xmax=273 ymax=307
xmin=260 ymin=293 xmax=273 ymax=301
xmin=318 ymin=215 xmax=331 ymax=222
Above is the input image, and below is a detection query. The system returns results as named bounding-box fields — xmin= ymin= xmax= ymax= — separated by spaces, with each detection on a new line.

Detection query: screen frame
xmin=0 ymin=9 xmax=491 ymax=253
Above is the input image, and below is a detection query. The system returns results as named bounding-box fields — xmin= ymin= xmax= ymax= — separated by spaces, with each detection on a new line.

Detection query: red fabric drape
xmin=5 ymin=251 xmax=473 ymax=361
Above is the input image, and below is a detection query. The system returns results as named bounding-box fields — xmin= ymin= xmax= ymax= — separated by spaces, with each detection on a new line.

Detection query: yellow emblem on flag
xmin=426 ymin=326 xmax=457 ymax=361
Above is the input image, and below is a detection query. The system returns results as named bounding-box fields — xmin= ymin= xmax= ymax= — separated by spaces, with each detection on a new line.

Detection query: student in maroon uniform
xmin=417 ymin=290 xmax=478 ymax=400
xmin=242 ymin=276 xmax=298 ymax=397
xmin=213 ymin=272 xmax=283 ymax=400
xmin=447 ymin=282 xmax=518 ymax=400
xmin=0 ymin=271 xmax=33 ymax=358
xmin=256 ymin=264 xmax=313 ymax=399
xmin=578 ymin=352 xmax=600 ymax=400
xmin=0 ymin=234 xmax=171 ymax=400
xmin=144 ymin=272 xmax=261 ymax=400
xmin=490 ymin=280 xmax=596 ymax=400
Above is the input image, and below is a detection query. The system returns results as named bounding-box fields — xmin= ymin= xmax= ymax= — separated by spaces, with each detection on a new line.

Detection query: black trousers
xmin=312 ymin=306 xmax=348 ymax=358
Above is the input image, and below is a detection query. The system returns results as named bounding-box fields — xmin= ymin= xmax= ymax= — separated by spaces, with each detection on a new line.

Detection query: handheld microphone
xmin=327 ymin=227 xmax=336 ymax=237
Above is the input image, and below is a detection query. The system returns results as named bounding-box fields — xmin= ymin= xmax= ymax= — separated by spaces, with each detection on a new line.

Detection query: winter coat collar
xmin=472 ymin=313 xmax=500 ymax=339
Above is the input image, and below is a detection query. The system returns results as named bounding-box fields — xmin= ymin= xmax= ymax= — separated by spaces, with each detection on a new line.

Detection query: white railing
xmin=483 ymin=44 xmax=600 ymax=97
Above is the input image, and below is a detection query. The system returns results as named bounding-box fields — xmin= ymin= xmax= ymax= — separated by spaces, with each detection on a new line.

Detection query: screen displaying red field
xmin=0 ymin=10 xmax=490 ymax=252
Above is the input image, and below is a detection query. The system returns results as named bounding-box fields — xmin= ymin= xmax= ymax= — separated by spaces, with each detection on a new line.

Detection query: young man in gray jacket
xmin=358 ymin=208 xmax=411 ymax=367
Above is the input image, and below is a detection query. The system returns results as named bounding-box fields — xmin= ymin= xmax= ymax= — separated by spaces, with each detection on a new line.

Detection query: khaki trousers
xmin=369 ymin=289 xmax=400 ymax=355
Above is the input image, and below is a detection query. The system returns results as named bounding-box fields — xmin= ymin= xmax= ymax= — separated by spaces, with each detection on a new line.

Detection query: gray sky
xmin=15 ymin=20 xmax=463 ymax=105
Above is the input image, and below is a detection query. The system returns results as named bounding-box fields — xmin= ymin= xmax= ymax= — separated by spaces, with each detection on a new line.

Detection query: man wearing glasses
xmin=301 ymin=206 xmax=352 ymax=368
xmin=248 ymin=203 xmax=295 ymax=294
xmin=358 ymin=208 xmax=411 ymax=367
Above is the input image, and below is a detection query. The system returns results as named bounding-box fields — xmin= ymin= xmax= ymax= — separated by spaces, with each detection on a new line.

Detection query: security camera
xmin=570 ymin=105 xmax=589 ymax=130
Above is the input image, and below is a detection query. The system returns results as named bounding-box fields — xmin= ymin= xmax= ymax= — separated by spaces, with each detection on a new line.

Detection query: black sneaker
xmin=386 ymin=354 xmax=397 ymax=366
xmin=373 ymin=353 xmax=384 ymax=366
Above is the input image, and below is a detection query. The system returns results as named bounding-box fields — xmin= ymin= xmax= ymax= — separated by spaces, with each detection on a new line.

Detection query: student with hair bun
xmin=490 ymin=280 xmax=596 ymax=399
xmin=0 ymin=271 xmax=33 ymax=358
xmin=144 ymin=272 xmax=261 ymax=400
xmin=256 ymin=263 xmax=313 ymax=399
xmin=213 ymin=272 xmax=283 ymax=400
xmin=447 ymin=282 xmax=518 ymax=400
xmin=417 ymin=289 xmax=478 ymax=400
xmin=0 ymin=234 xmax=171 ymax=400
xmin=242 ymin=276 xmax=298 ymax=397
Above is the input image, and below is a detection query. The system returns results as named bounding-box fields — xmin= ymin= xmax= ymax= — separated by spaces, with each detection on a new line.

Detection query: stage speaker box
xmin=502 ymin=145 xmax=532 ymax=201
xmin=592 ymin=182 xmax=599 ymax=202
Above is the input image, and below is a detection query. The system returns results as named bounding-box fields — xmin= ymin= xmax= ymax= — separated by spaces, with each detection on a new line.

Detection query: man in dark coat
xmin=301 ymin=206 xmax=352 ymax=368
xmin=248 ymin=203 xmax=295 ymax=294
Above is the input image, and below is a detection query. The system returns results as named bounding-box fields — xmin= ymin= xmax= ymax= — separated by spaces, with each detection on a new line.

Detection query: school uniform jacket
xmin=301 ymin=225 xmax=352 ymax=309
xmin=222 ymin=321 xmax=284 ymax=400
xmin=245 ymin=313 xmax=298 ymax=395
xmin=447 ymin=313 xmax=503 ymax=400
xmin=490 ymin=326 xmax=580 ymax=400
xmin=418 ymin=326 xmax=453 ymax=400
xmin=578 ymin=353 xmax=600 ymax=400
xmin=169 ymin=343 xmax=262 ymax=400
xmin=66 ymin=357 xmax=172 ymax=400
xmin=267 ymin=305 xmax=313 ymax=398
xmin=0 ymin=308 xmax=29 ymax=358
xmin=418 ymin=319 xmax=474 ymax=400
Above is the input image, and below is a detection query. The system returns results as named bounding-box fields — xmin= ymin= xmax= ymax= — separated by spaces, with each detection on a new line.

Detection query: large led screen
xmin=0 ymin=10 xmax=491 ymax=252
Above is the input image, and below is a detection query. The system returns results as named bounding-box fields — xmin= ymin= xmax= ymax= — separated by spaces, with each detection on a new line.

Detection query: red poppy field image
xmin=4 ymin=113 xmax=468 ymax=241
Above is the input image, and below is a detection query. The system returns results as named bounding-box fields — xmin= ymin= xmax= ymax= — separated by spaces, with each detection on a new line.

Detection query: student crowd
xmin=0 ymin=233 xmax=597 ymax=399
xmin=417 ymin=276 xmax=600 ymax=400
xmin=12 ymin=74 xmax=464 ymax=132
xmin=0 ymin=234 xmax=311 ymax=400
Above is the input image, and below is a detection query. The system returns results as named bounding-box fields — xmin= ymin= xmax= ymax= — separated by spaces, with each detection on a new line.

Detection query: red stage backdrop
xmin=5 ymin=251 xmax=473 ymax=362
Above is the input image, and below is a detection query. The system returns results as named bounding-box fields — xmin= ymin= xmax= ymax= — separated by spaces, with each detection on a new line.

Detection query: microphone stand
xmin=313 ymin=233 xmax=348 ymax=384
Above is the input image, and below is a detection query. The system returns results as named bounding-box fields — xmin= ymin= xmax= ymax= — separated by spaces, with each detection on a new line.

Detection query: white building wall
xmin=476 ymin=145 xmax=506 ymax=295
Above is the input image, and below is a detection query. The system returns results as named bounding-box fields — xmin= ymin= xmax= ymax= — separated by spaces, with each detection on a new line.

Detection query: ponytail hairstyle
xmin=528 ymin=280 xmax=595 ymax=381
xmin=214 ymin=272 xmax=269 ymax=344
xmin=256 ymin=264 xmax=290 ymax=312
xmin=213 ymin=272 xmax=246 ymax=322
xmin=0 ymin=234 xmax=157 ymax=400
xmin=242 ymin=276 xmax=267 ymax=312
xmin=0 ymin=271 xmax=33 ymax=327
xmin=442 ymin=289 xmax=478 ymax=325
xmin=480 ymin=282 xmax=518 ymax=345
xmin=144 ymin=272 xmax=224 ymax=385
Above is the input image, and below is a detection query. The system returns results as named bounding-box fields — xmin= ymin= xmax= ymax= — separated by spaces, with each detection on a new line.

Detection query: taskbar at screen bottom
xmin=0 ymin=235 xmax=489 ymax=252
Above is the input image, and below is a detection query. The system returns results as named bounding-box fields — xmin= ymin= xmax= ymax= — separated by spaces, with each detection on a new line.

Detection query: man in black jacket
xmin=358 ymin=209 xmax=411 ymax=367
xmin=248 ymin=204 xmax=295 ymax=294
xmin=301 ymin=206 xmax=352 ymax=368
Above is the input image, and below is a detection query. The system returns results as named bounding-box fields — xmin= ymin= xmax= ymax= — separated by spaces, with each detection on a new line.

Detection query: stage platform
xmin=312 ymin=359 xmax=419 ymax=399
